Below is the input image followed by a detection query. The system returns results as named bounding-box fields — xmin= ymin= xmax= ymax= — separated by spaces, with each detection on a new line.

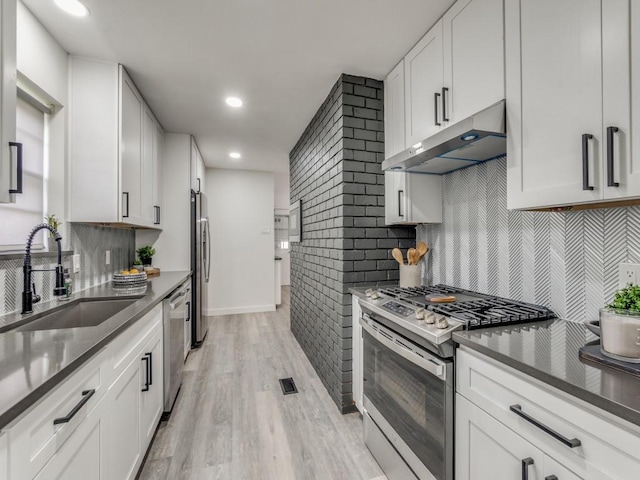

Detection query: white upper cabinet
xmin=0 ymin=0 xmax=17 ymax=204
xmin=507 ymin=0 xmax=640 ymax=209
xmin=383 ymin=60 xmax=405 ymax=160
xmin=442 ymin=0 xmax=504 ymax=124
xmin=69 ymin=58 xmax=163 ymax=228
xmin=153 ymin=122 xmax=164 ymax=226
xmin=385 ymin=171 xmax=442 ymax=225
xmin=404 ymin=20 xmax=444 ymax=147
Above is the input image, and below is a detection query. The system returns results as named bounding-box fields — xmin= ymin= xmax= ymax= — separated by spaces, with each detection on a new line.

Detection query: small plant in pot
xmin=600 ymin=284 xmax=640 ymax=362
xmin=132 ymin=258 xmax=143 ymax=271
xmin=44 ymin=214 xmax=61 ymax=250
xmin=136 ymin=246 xmax=156 ymax=266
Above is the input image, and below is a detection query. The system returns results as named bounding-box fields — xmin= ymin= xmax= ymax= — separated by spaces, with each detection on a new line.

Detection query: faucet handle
xmin=32 ymin=282 xmax=41 ymax=304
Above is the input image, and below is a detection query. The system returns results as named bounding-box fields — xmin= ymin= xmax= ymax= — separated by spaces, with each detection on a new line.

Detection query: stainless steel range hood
xmin=382 ymin=100 xmax=506 ymax=174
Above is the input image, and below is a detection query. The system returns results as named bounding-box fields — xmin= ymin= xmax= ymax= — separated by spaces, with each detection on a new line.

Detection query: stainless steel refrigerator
xmin=190 ymin=190 xmax=210 ymax=348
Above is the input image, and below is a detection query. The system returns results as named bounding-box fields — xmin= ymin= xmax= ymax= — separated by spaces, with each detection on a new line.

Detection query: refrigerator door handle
xmin=206 ymin=216 xmax=212 ymax=282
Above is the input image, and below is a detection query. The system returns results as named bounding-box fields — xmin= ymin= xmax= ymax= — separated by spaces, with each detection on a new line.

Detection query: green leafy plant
xmin=133 ymin=258 xmax=142 ymax=266
xmin=136 ymin=245 xmax=156 ymax=262
xmin=44 ymin=214 xmax=61 ymax=237
xmin=608 ymin=284 xmax=640 ymax=312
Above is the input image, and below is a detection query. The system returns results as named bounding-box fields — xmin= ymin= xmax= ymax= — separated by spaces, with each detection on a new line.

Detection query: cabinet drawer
xmin=457 ymin=347 xmax=640 ymax=480
xmin=106 ymin=303 xmax=162 ymax=383
xmin=8 ymin=353 xmax=105 ymax=480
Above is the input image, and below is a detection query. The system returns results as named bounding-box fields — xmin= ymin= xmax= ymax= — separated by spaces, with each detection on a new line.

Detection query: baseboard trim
xmin=206 ymin=304 xmax=276 ymax=316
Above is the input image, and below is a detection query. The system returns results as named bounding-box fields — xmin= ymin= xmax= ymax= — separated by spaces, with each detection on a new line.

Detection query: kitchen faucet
xmin=22 ymin=223 xmax=66 ymax=314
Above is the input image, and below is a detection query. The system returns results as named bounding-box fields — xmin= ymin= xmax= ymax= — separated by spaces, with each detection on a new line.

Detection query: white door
xmin=404 ymin=21 xmax=444 ymax=146
xmin=153 ymin=122 xmax=164 ymax=226
xmin=0 ymin=0 xmax=16 ymax=204
xmin=384 ymin=60 xmax=406 ymax=159
xmin=506 ymin=0 xmax=603 ymax=209
xmin=141 ymin=107 xmax=155 ymax=225
xmin=456 ymin=394 xmax=544 ymax=480
xmin=120 ymin=72 xmax=144 ymax=224
xmin=139 ymin=333 xmax=163 ymax=450
xmin=602 ymin=0 xmax=640 ymax=200
xmin=384 ymin=171 xmax=407 ymax=224
xmin=442 ymin=0 xmax=504 ymax=124
xmin=107 ymin=357 xmax=141 ymax=480
xmin=33 ymin=402 xmax=106 ymax=480
xmin=184 ymin=298 xmax=191 ymax=360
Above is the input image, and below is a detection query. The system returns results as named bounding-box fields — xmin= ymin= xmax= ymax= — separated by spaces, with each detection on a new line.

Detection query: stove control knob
xmin=424 ymin=312 xmax=436 ymax=324
xmin=415 ymin=308 xmax=426 ymax=320
xmin=370 ymin=291 xmax=380 ymax=300
xmin=435 ymin=316 xmax=449 ymax=329
xmin=365 ymin=288 xmax=374 ymax=297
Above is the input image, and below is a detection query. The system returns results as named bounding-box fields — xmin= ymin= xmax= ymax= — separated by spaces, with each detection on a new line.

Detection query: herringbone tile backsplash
xmin=0 ymin=223 xmax=134 ymax=315
xmin=417 ymin=156 xmax=640 ymax=322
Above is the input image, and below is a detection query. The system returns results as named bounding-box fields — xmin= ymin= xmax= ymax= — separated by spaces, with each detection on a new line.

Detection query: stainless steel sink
xmin=15 ymin=298 xmax=140 ymax=332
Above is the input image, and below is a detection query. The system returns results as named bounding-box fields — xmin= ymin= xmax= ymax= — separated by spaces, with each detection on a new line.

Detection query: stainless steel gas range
xmin=358 ymin=285 xmax=555 ymax=480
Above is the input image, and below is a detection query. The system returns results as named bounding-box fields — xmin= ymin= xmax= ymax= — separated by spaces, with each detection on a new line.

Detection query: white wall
xmin=16 ymin=2 xmax=68 ymax=228
xmin=206 ymin=169 xmax=275 ymax=315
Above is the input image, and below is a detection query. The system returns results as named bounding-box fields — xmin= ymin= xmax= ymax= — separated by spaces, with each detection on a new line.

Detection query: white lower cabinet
xmin=6 ymin=303 xmax=164 ymax=480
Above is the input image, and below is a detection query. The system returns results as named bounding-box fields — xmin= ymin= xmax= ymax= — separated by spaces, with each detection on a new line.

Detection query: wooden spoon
xmin=392 ymin=247 xmax=404 ymax=265
xmin=407 ymin=248 xmax=418 ymax=265
xmin=416 ymin=241 xmax=428 ymax=260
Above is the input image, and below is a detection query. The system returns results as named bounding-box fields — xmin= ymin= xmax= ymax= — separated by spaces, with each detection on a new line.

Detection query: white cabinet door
xmin=107 ymin=356 xmax=141 ymax=480
xmin=141 ymin=107 xmax=155 ymax=225
xmin=384 ymin=60 xmax=406 ymax=159
xmin=139 ymin=331 xmax=163 ymax=451
xmin=184 ymin=300 xmax=191 ymax=360
xmin=385 ymin=172 xmax=442 ymax=224
xmin=0 ymin=0 xmax=16 ymax=204
xmin=153 ymin=122 xmax=164 ymax=226
xmin=456 ymin=394 xmax=545 ymax=480
xmin=120 ymin=70 xmax=145 ymax=225
xmin=0 ymin=430 xmax=7 ymax=480
xmin=196 ymin=149 xmax=205 ymax=193
xmin=190 ymin=136 xmax=199 ymax=192
xmin=506 ymin=0 xmax=603 ymax=209
xmin=404 ymin=20 xmax=444 ymax=146
xmin=442 ymin=0 xmax=504 ymax=124
xmin=33 ymin=400 xmax=106 ymax=480
xmin=384 ymin=171 xmax=406 ymax=224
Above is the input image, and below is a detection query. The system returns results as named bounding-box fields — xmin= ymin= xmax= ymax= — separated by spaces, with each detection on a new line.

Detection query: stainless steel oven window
xmin=363 ymin=328 xmax=453 ymax=480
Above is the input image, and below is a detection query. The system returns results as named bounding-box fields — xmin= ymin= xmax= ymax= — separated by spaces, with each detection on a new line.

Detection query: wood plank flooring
xmin=138 ymin=287 xmax=385 ymax=480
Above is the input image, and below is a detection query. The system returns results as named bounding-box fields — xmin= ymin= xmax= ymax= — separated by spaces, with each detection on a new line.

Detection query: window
xmin=0 ymin=97 xmax=46 ymax=250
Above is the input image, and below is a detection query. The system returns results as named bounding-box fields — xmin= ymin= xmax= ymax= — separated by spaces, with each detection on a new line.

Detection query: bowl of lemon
xmin=113 ymin=268 xmax=148 ymax=287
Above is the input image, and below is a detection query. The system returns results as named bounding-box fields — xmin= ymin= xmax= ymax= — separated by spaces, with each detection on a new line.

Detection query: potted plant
xmin=599 ymin=284 xmax=640 ymax=362
xmin=132 ymin=258 xmax=143 ymax=271
xmin=44 ymin=214 xmax=61 ymax=250
xmin=136 ymin=245 xmax=156 ymax=266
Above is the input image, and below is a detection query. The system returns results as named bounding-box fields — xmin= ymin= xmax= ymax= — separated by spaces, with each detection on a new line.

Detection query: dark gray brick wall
xmin=289 ymin=74 xmax=415 ymax=413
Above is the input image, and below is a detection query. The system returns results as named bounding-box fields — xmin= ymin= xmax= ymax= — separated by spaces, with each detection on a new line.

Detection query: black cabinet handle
xmin=153 ymin=205 xmax=160 ymax=225
xmin=157 ymin=206 xmax=160 ymax=224
xmin=397 ymin=190 xmax=404 ymax=217
xmin=545 ymin=476 xmax=558 ymax=480
xmin=521 ymin=457 xmax=534 ymax=480
xmin=123 ymin=192 xmax=130 ymax=218
xmin=510 ymin=404 xmax=581 ymax=448
xmin=197 ymin=177 xmax=201 ymax=193
xmin=53 ymin=389 xmax=95 ymax=425
xmin=581 ymin=134 xmax=594 ymax=191
xmin=442 ymin=87 xmax=449 ymax=122
xmin=141 ymin=355 xmax=150 ymax=392
xmin=9 ymin=142 xmax=23 ymax=194
xmin=145 ymin=352 xmax=153 ymax=385
xmin=607 ymin=126 xmax=620 ymax=187
xmin=186 ymin=301 xmax=191 ymax=322
xmin=434 ymin=92 xmax=441 ymax=126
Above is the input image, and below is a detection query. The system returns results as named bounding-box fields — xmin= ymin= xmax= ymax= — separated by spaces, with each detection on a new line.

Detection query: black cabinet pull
xmin=434 ymin=92 xmax=441 ymax=126
xmin=581 ymin=134 xmax=594 ymax=191
xmin=510 ymin=404 xmax=581 ymax=448
xmin=53 ymin=389 xmax=95 ymax=425
xmin=141 ymin=355 xmax=150 ymax=392
xmin=9 ymin=142 xmax=23 ymax=194
xmin=607 ymin=126 xmax=620 ymax=187
xmin=545 ymin=476 xmax=558 ymax=480
xmin=397 ymin=190 xmax=404 ymax=217
xmin=521 ymin=458 xmax=534 ymax=480
xmin=153 ymin=205 xmax=161 ymax=225
xmin=186 ymin=301 xmax=191 ymax=322
xmin=123 ymin=192 xmax=130 ymax=218
xmin=157 ymin=206 xmax=160 ymax=224
xmin=442 ymin=87 xmax=449 ymax=122
xmin=146 ymin=352 xmax=153 ymax=385
xmin=197 ymin=177 xmax=201 ymax=193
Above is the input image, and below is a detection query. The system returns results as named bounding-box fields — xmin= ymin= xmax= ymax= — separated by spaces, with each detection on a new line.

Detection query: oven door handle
xmin=360 ymin=316 xmax=447 ymax=380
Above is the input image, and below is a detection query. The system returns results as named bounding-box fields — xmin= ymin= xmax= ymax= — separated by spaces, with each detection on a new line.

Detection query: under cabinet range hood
xmin=382 ymin=100 xmax=506 ymax=174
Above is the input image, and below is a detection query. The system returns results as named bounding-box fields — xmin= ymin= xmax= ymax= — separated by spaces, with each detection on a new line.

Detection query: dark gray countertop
xmin=453 ymin=319 xmax=640 ymax=428
xmin=0 ymin=271 xmax=191 ymax=430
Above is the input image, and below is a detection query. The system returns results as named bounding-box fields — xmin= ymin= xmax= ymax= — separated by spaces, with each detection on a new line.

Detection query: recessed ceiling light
xmin=229 ymin=152 xmax=241 ymax=159
xmin=54 ymin=0 xmax=89 ymax=17
xmin=225 ymin=97 xmax=243 ymax=108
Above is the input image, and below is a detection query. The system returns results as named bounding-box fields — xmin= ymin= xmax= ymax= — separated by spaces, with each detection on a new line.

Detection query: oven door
xmin=361 ymin=313 xmax=453 ymax=480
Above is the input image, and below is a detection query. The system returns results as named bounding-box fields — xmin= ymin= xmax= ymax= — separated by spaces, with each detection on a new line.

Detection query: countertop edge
xmin=453 ymin=333 xmax=640 ymax=429
xmin=0 ymin=271 xmax=191 ymax=430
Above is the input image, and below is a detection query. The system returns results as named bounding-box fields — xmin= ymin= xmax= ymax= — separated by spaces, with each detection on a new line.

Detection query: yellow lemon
xmin=120 ymin=270 xmax=129 ymax=275
xmin=130 ymin=268 xmax=139 ymax=274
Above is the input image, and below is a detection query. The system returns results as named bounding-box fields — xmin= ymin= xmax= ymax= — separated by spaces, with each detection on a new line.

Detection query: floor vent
xmin=279 ymin=377 xmax=298 ymax=395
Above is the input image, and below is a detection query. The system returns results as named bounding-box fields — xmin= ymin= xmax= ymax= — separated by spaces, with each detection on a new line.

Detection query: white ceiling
xmin=22 ymin=0 xmax=455 ymax=177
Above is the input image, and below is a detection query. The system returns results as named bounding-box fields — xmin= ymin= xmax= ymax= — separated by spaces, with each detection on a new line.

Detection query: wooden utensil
xmin=416 ymin=241 xmax=428 ymax=260
xmin=407 ymin=248 xmax=418 ymax=265
xmin=427 ymin=294 xmax=457 ymax=303
xmin=392 ymin=247 xmax=404 ymax=265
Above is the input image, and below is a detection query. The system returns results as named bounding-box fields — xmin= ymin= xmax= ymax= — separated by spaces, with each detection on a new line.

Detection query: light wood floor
xmin=138 ymin=287 xmax=386 ymax=480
